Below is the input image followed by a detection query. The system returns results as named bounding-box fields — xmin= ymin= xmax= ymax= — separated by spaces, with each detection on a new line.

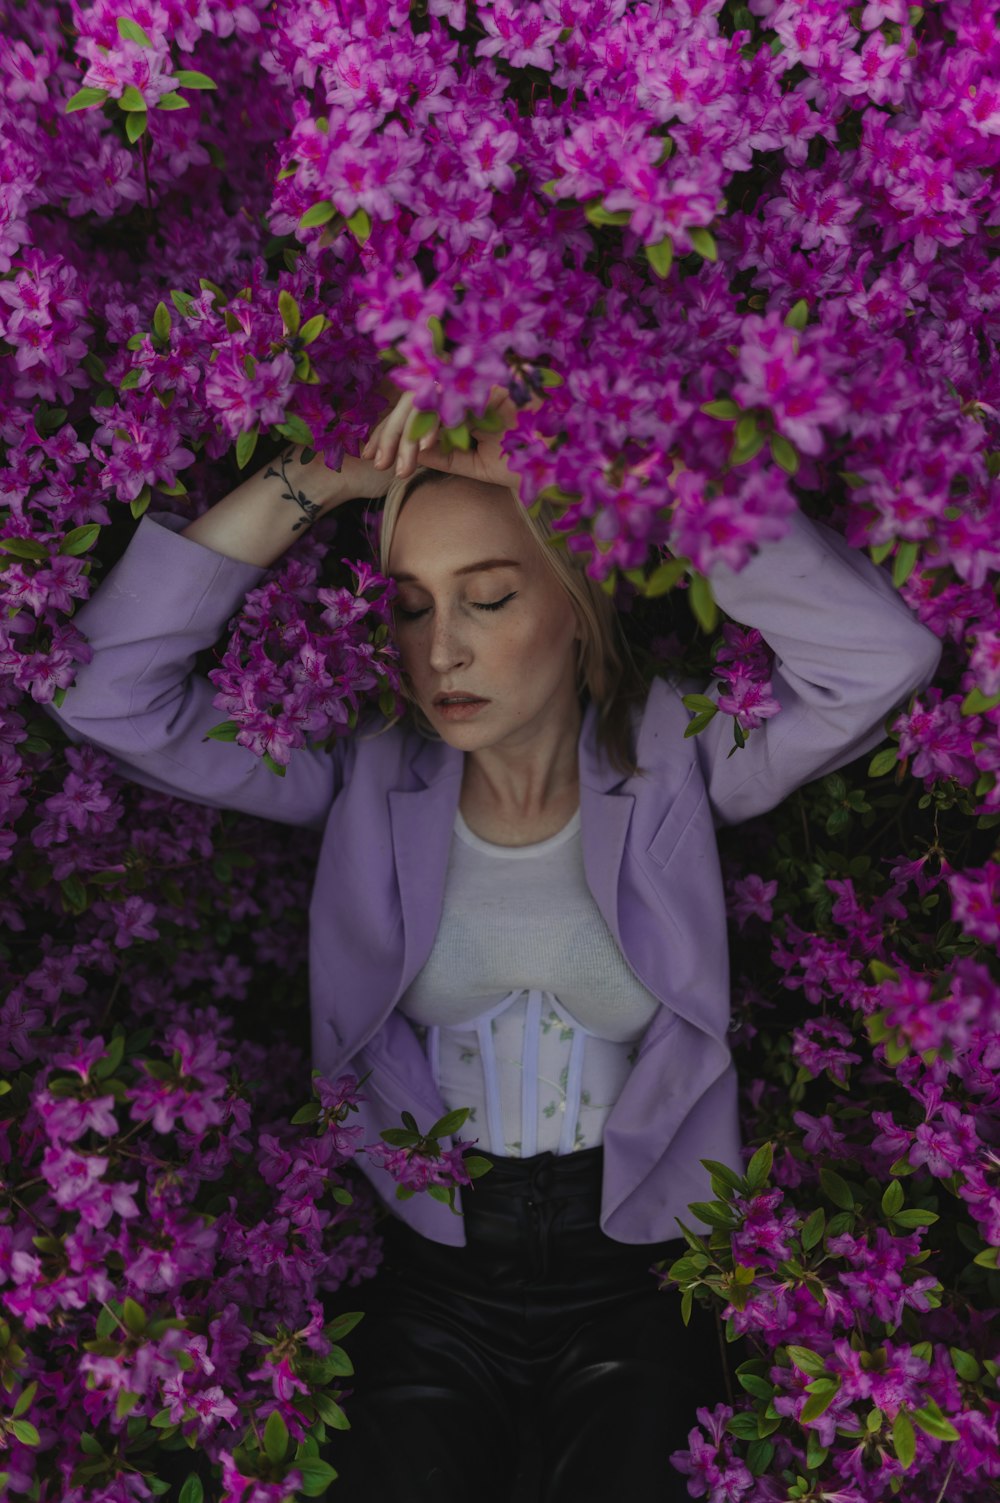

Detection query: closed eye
xmin=395 ymin=591 xmax=517 ymax=622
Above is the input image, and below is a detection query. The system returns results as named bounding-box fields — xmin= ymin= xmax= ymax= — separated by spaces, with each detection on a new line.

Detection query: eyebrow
xmin=392 ymin=558 xmax=523 ymax=584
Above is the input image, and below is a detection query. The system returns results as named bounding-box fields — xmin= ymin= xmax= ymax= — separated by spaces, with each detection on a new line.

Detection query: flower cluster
xmin=207 ymin=542 xmax=400 ymax=770
xmin=1 ymin=1001 xmax=478 ymax=1501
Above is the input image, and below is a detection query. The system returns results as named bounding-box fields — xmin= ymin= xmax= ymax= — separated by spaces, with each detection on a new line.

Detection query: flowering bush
xmin=1 ymin=0 xmax=999 ymax=1499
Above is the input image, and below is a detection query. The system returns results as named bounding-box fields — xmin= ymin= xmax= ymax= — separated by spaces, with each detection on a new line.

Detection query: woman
xmin=48 ymin=389 xmax=941 ymax=1501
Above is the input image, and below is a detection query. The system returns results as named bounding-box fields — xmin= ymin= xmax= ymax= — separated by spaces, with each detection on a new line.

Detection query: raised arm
xmin=689 ymin=509 xmax=942 ymax=825
xmin=45 ymin=446 xmax=392 ymax=829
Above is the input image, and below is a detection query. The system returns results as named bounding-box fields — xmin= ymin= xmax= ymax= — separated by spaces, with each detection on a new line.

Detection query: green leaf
xmin=819 ymin=1168 xmax=855 ymax=1211
xmin=584 ymin=202 xmax=632 ymax=228
xmin=173 ymin=69 xmax=218 ymax=90
xmin=800 ymin=1378 xmax=840 ymax=1424
xmin=746 ymin=1439 xmax=775 ymax=1476
xmin=688 ymin=1200 xmax=737 ymax=1229
xmin=205 ymin=721 xmax=239 ymax=742
xmin=961 ymin=686 xmax=1000 ymax=715
xmin=115 ymin=1388 xmax=141 ymax=1419
xmin=770 ymin=434 xmax=799 ymax=475
xmin=178 ymin=1477 xmax=204 ymax=1503
xmin=881 ymin=1180 xmax=905 ymax=1217
xmin=122 ymin=1297 xmax=146 ymax=1335
xmin=643 ymin=559 xmax=689 ymax=599
xmin=153 ymin=302 xmax=171 ymax=342
xmin=731 ymin=427 xmax=766 ymax=465
xmin=891 ymin=1208 xmax=939 ymax=1228
xmin=117 ymin=16 xmax=152 ymax=44
xmin=299 ymin=314 xmax=328 ymax=345
xmin=868 ymin=745 xmax=898 ymax=778
xmin=60 ymin=874 xmax=88 ymax=914
xmin=12 ymin=1382 xmax=38 ymax=1419
xmin=119 ymin=85 xmax=147 ymax=112
xmin=263 ymin=753 xmax=286 ymax=777
xmin=689 ymin=227 xmax=717 ymax=261
xmin=11 ymin=1420 xmax=40 ymax=1446
xmin=231 ymin=427 xmax=259 ymax=471
xmin=66 ymin=86 xmax=109 ymax=113
xmin=156 ymin=92 xmax=189 ymax=110
xmin=784 ymin=299 xmax=809 ymax=329
xmin=130 ymin=486 xmax=152 ymax=520
xmin=330 ymin=1185 xmax=353 ymax=1204
xmin=893 ymin=1409 xmax=916 ymax=1469
xmin=426 ymin=314 xmax=446 ymax=355
xmin=325 ymin=1310 xmax=365 ymax=1342
xmin=683 ymin=708 xmax=719 ymax=739
xmin=800 ymin=1206 xmax=826 ymax=1252
xmin=462 ymin=1154 xmax=494 ymax=1179
xmin=746 ymin=1142 xmax=774 ymax=1190
xmin=785 ymin=1345 xmax=827 ymax=1378
xmin=291 ymin=1102 xmax=322 ymax=1124
xmin=949 ymin=1347 xmax=981 ymax=1383
xmin=701 ymin=399 xmax=740 ymax=420
xmin=682 ymin=694 xmax=717 ymax=715
xmin=59 ymin=524 xmax=101 ymax=557
xmin=0 ymin=536 xmax=49 ymax=561
xmin=263 ymin=1408 xmax=289 ymax=1466
xmin=299 ymin=200 xmax=338 ymax=231
xmin=428 ymin=1107 xmax=470 ymax=1138
xmin=688 ymin=572 xmax=718 ymax=633
xmin=125 ymin=110 xmax=148 ymax=144
xmin=278 ymin=290 xmax=301 ymax=336
xmin=314 ymin=1392 xmax=351 ymax=1429
xmin=296 ymin=1458 xmax=339 ymax=1497
xmin=407 ymin=409 xmax=439 ymax=443
xmin=892 ymin=540 xmax=920 ymax=588
xmin=347 ymin=207 xmax=372 ymax=243
xmin=910 ymin=1400 xmax=959 ymax=1442
xmin=275 ymin=413 xmax=315 ymax=448
xmin=973 ymin=1246 xmax=998 ymax=1269
xmin=738 ymin=1372 xmax=776 ymax=1401
xmin=645 ymin=237 xmax=674 ymax=278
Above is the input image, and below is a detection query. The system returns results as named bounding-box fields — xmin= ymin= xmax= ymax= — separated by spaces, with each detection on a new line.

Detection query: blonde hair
xmin=377 ymin=468 xmax=643 ymax=774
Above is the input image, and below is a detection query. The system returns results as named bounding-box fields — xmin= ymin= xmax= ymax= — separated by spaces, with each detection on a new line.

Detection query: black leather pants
xmin=325 ymin=1145 xmax=728 ymax=1502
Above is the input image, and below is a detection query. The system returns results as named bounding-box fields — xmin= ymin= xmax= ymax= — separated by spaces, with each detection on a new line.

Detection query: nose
xmin=427 ymin=607 xmax=471 ymax=676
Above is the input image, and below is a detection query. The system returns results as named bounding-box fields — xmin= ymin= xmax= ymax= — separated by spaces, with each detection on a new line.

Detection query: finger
xmin=369 ymin=392 xmax=414 ymax=469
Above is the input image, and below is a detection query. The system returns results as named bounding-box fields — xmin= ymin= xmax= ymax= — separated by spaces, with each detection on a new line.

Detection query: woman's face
xmin=387 ymin=480 xmax=581 ymax=757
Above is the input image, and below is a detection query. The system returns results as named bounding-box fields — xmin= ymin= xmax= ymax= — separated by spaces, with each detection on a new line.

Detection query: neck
xmin=461 ymin=697 xmax=582 ymax=824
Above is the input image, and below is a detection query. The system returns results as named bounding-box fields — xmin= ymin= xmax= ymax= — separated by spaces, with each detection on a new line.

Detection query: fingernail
xmin=375 ymin=449 xmax=384 ymax=465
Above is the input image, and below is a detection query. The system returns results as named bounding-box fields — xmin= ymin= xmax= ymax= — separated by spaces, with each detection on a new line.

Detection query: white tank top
xmin=398 ymin=810 xmax=661 ymax=1156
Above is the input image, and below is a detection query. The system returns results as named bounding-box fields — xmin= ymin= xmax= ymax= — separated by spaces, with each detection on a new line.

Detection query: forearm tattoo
xmin=265 ymin=446 xmax=322 ymax=533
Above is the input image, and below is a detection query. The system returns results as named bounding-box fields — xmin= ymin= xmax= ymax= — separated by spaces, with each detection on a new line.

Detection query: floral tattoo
xmin=265 ymin=446 xmax=322 ymax=532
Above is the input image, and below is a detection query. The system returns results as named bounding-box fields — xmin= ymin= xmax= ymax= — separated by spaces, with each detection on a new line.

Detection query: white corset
xmin=398 ymin=810 xmax=661 ymax=1157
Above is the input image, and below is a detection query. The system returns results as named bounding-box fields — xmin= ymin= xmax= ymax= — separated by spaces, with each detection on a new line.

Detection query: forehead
xmin=387 ymin=481 xmax=533 ymax=576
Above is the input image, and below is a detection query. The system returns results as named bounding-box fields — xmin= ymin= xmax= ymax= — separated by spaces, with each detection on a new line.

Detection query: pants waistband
xmin=469 ymin=1145 xmax=604 ymax=1202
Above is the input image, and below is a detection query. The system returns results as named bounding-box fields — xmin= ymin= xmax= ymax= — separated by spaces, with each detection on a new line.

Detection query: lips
xmin=433 ymin=692 xmax=489 ymax=707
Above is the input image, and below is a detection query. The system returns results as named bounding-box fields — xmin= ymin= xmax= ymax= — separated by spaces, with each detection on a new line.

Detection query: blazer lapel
xmin=388 ymin=740 xmax=463 ymax=1001
xmin=578 ymin=701 xmax=633 ymax=947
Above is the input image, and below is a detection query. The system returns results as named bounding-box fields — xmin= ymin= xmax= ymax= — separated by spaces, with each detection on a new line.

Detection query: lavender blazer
xmin=47 ymin=511 xmax=941 ymax=1246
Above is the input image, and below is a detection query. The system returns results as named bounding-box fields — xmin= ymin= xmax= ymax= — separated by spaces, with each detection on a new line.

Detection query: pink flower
xmin=727 ymin=873 xmax=778 ymax=928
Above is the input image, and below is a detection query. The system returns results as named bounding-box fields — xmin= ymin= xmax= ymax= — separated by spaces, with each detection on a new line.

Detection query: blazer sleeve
xmin=43 ymin=513 xmax=343 ymax=830
xmin=689 ymin=509 xmax=942 ymax=826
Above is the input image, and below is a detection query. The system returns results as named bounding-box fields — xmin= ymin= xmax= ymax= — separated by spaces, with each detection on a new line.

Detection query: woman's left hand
xmin=361 ymin=386 xmax=533 ymax=492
